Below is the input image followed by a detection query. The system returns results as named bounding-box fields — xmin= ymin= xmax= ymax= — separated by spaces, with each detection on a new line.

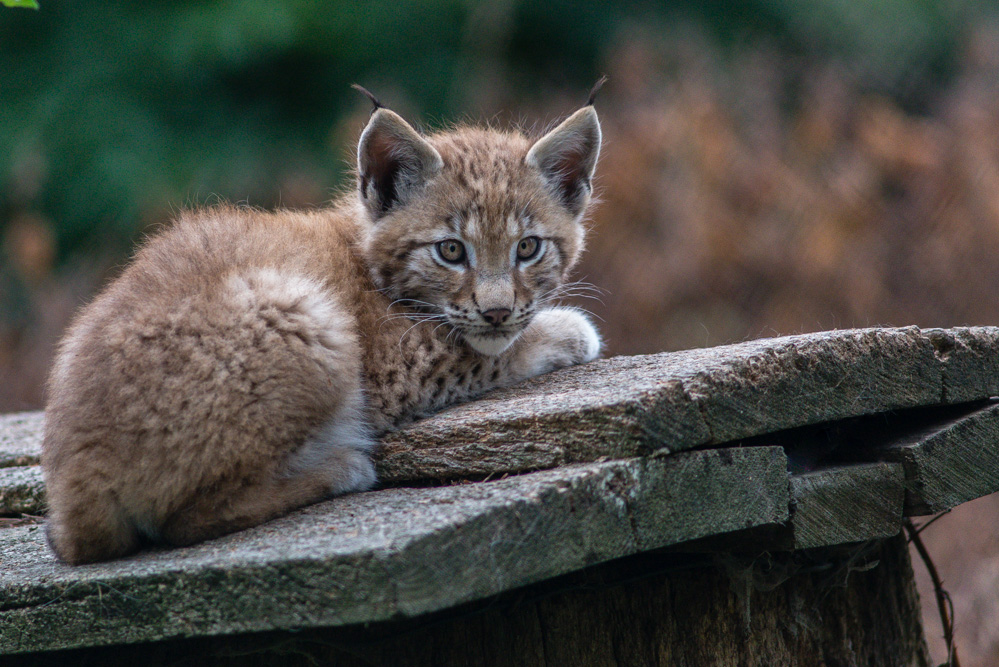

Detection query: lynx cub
xmin=42 ymin=95 xmax=602 ymax=564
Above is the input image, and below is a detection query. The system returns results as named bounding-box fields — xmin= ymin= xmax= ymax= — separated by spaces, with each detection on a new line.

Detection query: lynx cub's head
xmin=357 ymin=102 xmax=601 ymax=355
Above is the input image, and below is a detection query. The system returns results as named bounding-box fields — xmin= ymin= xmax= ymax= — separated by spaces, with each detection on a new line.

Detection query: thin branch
xmin=907 ymin=509 xmax=952 ymax=540
xmin=905 ymin=518 xmax=961 ymax=667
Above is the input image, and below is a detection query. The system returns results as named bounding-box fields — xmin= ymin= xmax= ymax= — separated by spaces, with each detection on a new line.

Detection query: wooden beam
xmin=0 ymin=466 xmax=45 ymax=515
xmin=379 ymin=327 xmax=999 ymax=483
xmin=789 ymin=462 xmax=905 ymax=549
xmin=0 ymin=447 xmax=788 ymax=654
xmin=877 ymin=400 xmax=999 ymax=515
xmin=0 ymin=412 xmax=42 ymax=468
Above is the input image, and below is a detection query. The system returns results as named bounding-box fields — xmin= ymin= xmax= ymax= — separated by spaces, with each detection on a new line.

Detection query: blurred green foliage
xmin=0 ymin=0 xmax=993 ymax=261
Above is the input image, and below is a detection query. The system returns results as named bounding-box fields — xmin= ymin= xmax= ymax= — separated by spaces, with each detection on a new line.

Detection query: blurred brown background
xmin=3 ymin=2 xmax=999 ymax=663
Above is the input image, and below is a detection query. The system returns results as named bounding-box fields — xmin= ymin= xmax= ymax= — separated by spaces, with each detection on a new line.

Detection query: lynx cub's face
xmin=358 ymin=105 xmax=601 ymax=355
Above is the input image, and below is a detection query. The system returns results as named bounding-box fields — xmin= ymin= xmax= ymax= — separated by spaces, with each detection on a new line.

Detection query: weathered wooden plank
xmin=790 ymin=462 xmax=905 ymax=550
xmin=3 ymin=328 xmax=999 ymax=486
xmin=376 ymin=355 xmax=709 ymax=482
xmin=683 ymin=328 xmax=942 ymax=443
xmin=0 ymin=412 xmax=43 ymax=468
xmin=379 ymin=327 xmax=998 ymax=482
xmin=2 ymin=536 xmax=929 ymax=667
xmin=0 ymin=466 xmax=45 ymax=515
xmin=0 ymin=446 xmax=788 ymax=654
xmin=378 ymin=327 xmax=999 ymax=483
xmin=629 ymin=446 xmax=789 ymax=552
xmin=877 ymin=400 xmax=999 ymax=515
xmin=924 ymin=327 xmax=999 ymax=403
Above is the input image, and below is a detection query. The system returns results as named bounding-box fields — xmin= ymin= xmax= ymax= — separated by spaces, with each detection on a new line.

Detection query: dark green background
xmin=0 ymin=0 xmax=987 ymax=259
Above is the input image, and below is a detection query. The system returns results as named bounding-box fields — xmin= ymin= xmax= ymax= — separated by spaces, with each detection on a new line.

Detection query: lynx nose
xmin=480 ymin=308 xmax=512 ymax=326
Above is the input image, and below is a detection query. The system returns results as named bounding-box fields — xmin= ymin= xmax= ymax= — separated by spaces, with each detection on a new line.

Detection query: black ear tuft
xmin=586 ymin=75 xmax=608 ymax=107
xmin=351 ymin=84 xmax=384 ymax=114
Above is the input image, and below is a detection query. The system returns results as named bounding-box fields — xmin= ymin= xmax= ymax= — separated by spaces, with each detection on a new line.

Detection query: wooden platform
xmin=2 ymin=326 xmax=998 ymax=663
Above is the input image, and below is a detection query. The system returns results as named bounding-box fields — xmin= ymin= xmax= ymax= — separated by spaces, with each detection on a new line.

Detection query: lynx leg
xmin=43 ymin=267 xmax=376 ymax=562
xmin=161 ymin=406 xmax=375 ymax=546
xmin=155 ymin=270 xmax=378 ymax=546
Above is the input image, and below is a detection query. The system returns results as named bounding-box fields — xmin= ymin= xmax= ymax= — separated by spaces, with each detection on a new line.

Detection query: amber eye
xmin=436 ymin=239 xmax=466 ymax=264
xmin=516 ymin=236 xmax=541 ymax=261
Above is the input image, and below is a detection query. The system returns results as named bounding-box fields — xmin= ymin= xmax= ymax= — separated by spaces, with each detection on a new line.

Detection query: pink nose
xmin=481 ymin=308 xmax=512 ymax=326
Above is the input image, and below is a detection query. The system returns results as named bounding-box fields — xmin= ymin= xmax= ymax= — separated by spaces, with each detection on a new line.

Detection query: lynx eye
xmin=516 ymin=236 xmax=541 ymax=261
xmin=435 ymin=239 xmax=466 ymax=264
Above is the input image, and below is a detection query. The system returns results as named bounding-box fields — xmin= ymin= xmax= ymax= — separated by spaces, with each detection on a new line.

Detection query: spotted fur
xmin=42 ymin=102 xmax=602 ymax=564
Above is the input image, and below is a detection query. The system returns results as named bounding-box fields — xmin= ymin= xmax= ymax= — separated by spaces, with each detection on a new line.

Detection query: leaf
xmin=1 ymin=0 xmax=40 ymax=8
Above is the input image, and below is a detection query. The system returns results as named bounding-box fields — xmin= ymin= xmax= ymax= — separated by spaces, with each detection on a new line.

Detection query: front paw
xmin=515 ymin=307 xmax=602 ymax=378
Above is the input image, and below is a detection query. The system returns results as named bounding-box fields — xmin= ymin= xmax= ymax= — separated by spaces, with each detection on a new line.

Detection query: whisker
xmin=377 ymin=312 xmax=446 ymax=333
xmin=551 ymin=279 xmax=606 ymax=292
xmin=536 ymin=284 xmax=597 ymax=303
xmin=389 ymin=298 xmax=439 ymax=308
xmin=536 ymin=279 xmax=607 ymax=306
xmin=430 ymin=320 xmax=453 ymax=336
xmin=378 ymin=313 xmax=445 ymax=323
xmin=444 ymin=327 xmax=463 ymax=347
xmin=398 ymin=318 xmax=431 ymax=346
xmin=543 ymin=288 xmax=605 ymax=299
xmin=578 ymin=308 xmax=605 ymax=323
xmin=546 ymin=286 xmax=605 ymax=298
xmin=539 ymin=292 xmax=606 ymax=307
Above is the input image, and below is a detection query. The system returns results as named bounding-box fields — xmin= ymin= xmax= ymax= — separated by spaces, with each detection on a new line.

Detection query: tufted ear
xmin=357 ymin=108 xmax=443 ymax=220
xmin=526 ymin=106 xmax=602 ymax=217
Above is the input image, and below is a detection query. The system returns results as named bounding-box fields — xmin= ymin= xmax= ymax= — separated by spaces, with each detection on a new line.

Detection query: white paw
xmin=518 ymin=307 xmax=602 ymax=377
xmin=329 ymin=447 xmax=377 ymax=495
xmin=288 ymin=406 xmax=377 ymax=495
xmin=575 ymin=313 xmax=602 ymax=363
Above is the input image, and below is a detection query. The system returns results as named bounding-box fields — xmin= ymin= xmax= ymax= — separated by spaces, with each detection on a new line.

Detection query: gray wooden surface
xmin=1 ymin=326 xmax=998 ymax=655
xmin=789 ymin=462 xmax=905 ymax=550
xmin=1 ymin=448 xmax=789 ymax=654
xmin=879 ymin=401 xmax=999 ymax=514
